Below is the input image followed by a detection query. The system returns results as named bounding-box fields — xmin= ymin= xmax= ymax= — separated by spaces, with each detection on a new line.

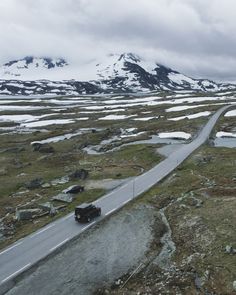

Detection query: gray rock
xmin=39 ymin=202 xmax=53 ymax=212
xmin=50 ymin=206 xmax=57 ymax=216
xmin=194 ymin=274 xmax=203 ymax=290
xmin=42 ymin=183 xmax=51 ymax=188
xmin=25 ymin=178 xmax=44 ymax=189
xmin=4 ymin=206 xmax=15 ymax=214
xmin=225 ymin=245 xmax=236 ymax=254
xmin=51 ymin=176 xmax=69 ymax=186
xmin=69 ymin=169 xmax=89 ymax=180
xmin=233 ymin=281 xmax=236 ymax=291
xmin=16 ymin=209 xmax=42 ymax=221
xmin=0 ymin=168 xmax=7 ymax=176
xmin=39 ymin=202 xmax=57 ymax=216
xmin=225 ymin=245 xmax=233 ymax=254
xmin=32 ymin=143 xmax=55 ymax=153
xmin=52 ymin=193 xmax=74 ymax=203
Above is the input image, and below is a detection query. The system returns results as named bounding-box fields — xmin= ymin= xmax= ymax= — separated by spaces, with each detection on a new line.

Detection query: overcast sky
xmin=1 ymin=0 xmax=236 ymax=81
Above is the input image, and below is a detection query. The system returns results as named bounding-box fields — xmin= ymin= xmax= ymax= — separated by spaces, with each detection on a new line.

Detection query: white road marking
xmin=0 ymin=242 xmax=23 ymax=256
xmin=31 ymin=224 xmax=55 ymax=237
xmin=122 ymin=198 xmax=132 ymax=205
xmin=1 ymin=263 xmax=31 ymax=283
xmin=49 ymin=238 xmax=69 ymax=252
xmin=105 ymin=208 xmax=117 ymax=216
xmin=81 ymin=221 xmax=96 ymax=231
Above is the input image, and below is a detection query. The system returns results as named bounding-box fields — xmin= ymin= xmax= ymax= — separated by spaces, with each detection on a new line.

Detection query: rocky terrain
xmin=95 ymin=145 xmax=236 ymax=295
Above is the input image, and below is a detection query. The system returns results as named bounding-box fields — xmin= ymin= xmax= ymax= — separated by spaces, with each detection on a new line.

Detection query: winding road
xmin=0 ymin=104 xmax=231 ymax=294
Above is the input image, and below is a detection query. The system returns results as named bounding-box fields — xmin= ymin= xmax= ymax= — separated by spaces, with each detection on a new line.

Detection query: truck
xmin=74 ymin=203 xmax=101 ymax=223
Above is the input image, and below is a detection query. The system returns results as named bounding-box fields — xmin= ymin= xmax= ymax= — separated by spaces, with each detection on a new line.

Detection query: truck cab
xmin=74 ymin=203 xmax=101 ymax=223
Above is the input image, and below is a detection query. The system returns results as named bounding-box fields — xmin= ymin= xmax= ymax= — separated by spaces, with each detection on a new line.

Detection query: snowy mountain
xmin=0 ymin=54 xmax=235 ymax=95
xmin=1 ymin=56 xmax=68 ymax=80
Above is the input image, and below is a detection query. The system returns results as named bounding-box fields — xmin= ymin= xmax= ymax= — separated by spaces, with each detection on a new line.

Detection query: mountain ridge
xmin=0 ymin=53 xmax=235 ymax=96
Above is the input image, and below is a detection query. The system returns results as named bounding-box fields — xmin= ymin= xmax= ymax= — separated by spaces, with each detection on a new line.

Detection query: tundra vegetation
xmin=0 ymin=91 xmax=235 ymax=293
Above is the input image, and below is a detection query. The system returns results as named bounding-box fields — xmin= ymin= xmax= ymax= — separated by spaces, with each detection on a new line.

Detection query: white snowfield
xmin=0 ymin=105 xmax=49 ymax=111
xmin=82 ymin=99 xmax=229 ymax=112
xmin=166 ymin=105 xmax=207 ymax=112
xmin=120 ymin=131 xmax=145 ymax=138
xmin=224 ymin=110 xmax=236 ymax=117
xmin=165 ymin=103 xmax=226 ymax=112
xmin=80 ymin=108 xmax=125 ymax=114
xmin=0 ymin=93 xmax=234 ymax=136
xmin=0 ymin=114 xmax=57 ymax=123
xmin=98 ymin=114 xmax=135 ymax=120
xmin=76 ymin=117 xmax=89 ymax=121
xmin=133 ymin=116 xmax=158 ymax=121
xmin=169 ymin=111 xmax=211 ymax=121
xmin=158 ymin=132 xmax=191 ymax=140
xmin=22 ymin=119 xmax=75 ymax=128
xmin=0 ymin=115 xmax=36 ymax=123
xmin=31 ymin=130 xmax=87 ymax=145
xmin=168 ymin=73 xmax=202 ymax=90
xmin=216 ymin=131 xmax=236 ymax=138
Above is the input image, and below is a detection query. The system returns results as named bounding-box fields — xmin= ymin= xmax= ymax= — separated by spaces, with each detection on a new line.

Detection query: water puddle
xmin=84 ymin=134 xmax=187 ymax=155
xmin=214 ymin=138 xmax=236 ymax=148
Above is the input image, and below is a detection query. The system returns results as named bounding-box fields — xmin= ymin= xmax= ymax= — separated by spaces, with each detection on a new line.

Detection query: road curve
xmin=0 ymin=104 xmax=231 ymax=294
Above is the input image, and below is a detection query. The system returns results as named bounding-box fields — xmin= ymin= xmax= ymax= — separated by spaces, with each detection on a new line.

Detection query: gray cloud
xmin=0 ymin=0 xmax=236 ymax=81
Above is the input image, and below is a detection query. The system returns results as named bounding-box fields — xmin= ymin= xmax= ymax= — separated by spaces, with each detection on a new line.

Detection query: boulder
xmin=32 ymin=143 xmax=55 ymax=153
xmin=51 ymin=176 xmax=69 ymax=186
xmin=16 ymin=208 xmax=41 ymax=221
xmin=39 ymin=202 xmax=58 ymax=216
xmin=25 ymin=178 xmax=44 ymax=189
xmin=39 ymin=202 xmax=53 ymax=212
xmin=0 ymin=168 xmax=7 ymax=176
xmin=52 ymin=193 xmax=74 ymax=203
xmin=225 ymin=245 xmax=236 ymax=254
xmin=233 ymin=281 xmax=236 ymax=291
xmin=69 ymin=169 xmax=89 ymax=180
xmin=42 ymin=183 xmax=51 ymax=188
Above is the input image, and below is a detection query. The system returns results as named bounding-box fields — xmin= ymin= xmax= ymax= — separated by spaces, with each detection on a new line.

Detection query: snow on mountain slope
xmin=0 ymin=56 xmax=68 ymax=81
xmin=0 ymin=53 xmax=235 ymax=95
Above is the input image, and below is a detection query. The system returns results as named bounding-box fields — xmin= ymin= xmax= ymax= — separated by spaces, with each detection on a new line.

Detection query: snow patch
xmin=98 ymin=114 xmax=136 ymax=120
xmin=225 ymin=110 xmax=236 ymax=117
xmin=158 ymin=132 xmax=191 ymax=140
xmin=216 ymin=131 xmax=236 ymax=138
xmin=169 ymin=111 xmax=211 ymax=121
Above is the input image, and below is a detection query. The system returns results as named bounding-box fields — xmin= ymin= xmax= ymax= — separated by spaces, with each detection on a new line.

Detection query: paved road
xmin=0 ymin=105 xmax=231 ymax=293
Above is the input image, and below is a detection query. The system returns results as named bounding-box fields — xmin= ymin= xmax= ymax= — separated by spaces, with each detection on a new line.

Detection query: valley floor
xmin=5 ymin=146 xmax=236 ymax=295
xmin=0 ymin=92 xmax=236 ymax=294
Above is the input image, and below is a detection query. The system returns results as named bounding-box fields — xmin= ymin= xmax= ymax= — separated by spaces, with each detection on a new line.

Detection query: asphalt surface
xmin=0 ymin=104 xmax=231 ymax=292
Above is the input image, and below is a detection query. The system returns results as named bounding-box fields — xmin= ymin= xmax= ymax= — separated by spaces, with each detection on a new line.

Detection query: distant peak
xmin=118 ymin=53 xmax=141 ymax=63
xmin=3 ymin=56 xmax=68 ymax=70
